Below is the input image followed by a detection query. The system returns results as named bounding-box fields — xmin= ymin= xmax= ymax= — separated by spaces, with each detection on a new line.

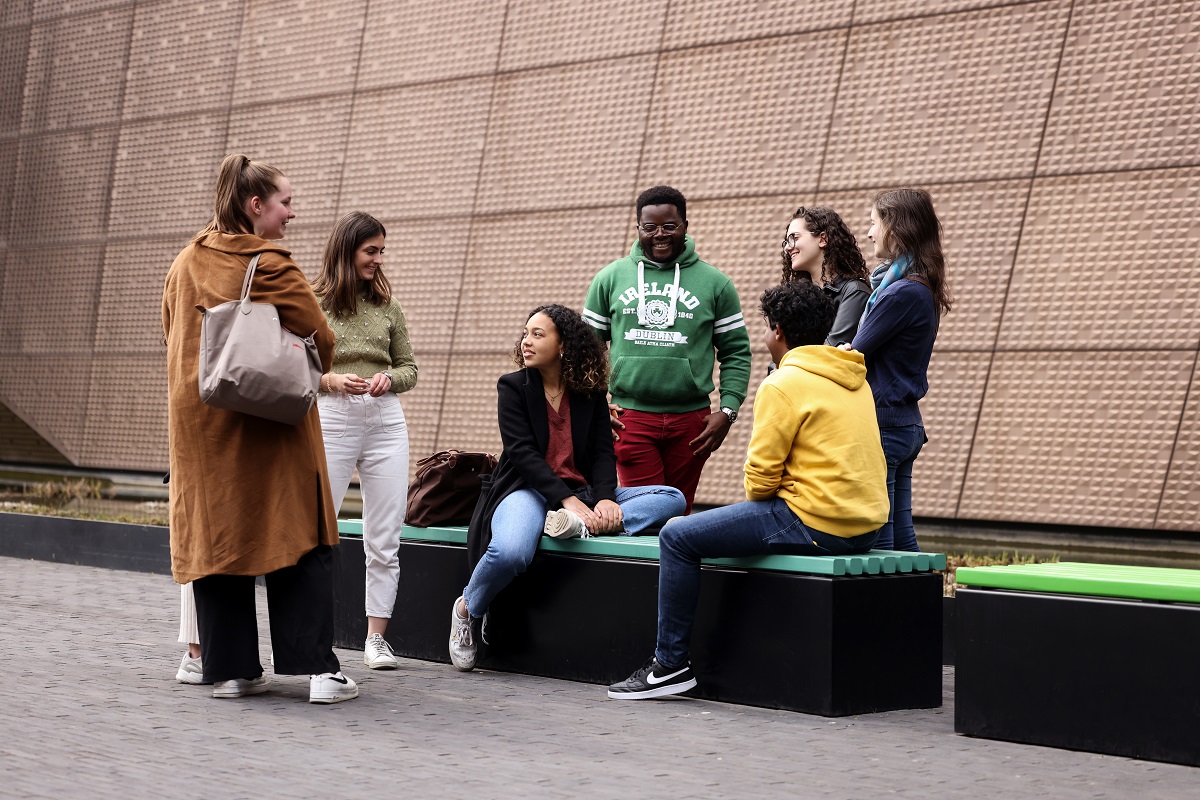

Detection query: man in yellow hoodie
xmin=608 ymin=281 xmax=890 ymax=700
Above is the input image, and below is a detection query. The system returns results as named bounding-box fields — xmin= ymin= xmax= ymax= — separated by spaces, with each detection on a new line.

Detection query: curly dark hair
xmin=780 ymin=206 xmax=869 ymax=287
xmin=636 ymin=185 xmax=686 ymax=220
xmin=511 ymin=305 xmax=609 ymax=393
xmin=760 ymin=282 xmax=835 ymax=348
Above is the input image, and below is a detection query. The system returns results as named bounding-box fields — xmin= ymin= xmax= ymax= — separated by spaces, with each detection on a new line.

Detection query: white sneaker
xmin=364 ymin=633 xmax=399 ymax=670
xmin=544 ymin=508 xmax=590 ymax=539
xmin=448 ymin=596 xmax=477 ymax=671
xmin=176 ymin=652 xmax=204 ymax=684
xmin=212 ymin=675 xmax=270 ymax=698
xmin=309 ymin=672 xmax=358 ymax=704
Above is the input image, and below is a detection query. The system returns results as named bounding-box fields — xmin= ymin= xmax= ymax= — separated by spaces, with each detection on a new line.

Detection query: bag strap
xmin=239 ymin=253 xmax=263 ymax=304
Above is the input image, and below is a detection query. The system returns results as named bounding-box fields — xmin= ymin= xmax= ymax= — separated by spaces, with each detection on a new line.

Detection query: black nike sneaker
xmin=607 ymin=656 xmax=697 ymax=700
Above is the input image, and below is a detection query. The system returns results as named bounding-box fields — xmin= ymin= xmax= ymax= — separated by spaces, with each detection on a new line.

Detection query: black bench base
xmin=955 ymin=588 xmax=1200 ymax=767
xmin=334 ymin=536 xmax=942 ymax=716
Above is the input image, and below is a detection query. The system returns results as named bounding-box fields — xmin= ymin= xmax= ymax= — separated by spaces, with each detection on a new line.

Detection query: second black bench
xmin=333 ymin=522 xmax=945 ymax=717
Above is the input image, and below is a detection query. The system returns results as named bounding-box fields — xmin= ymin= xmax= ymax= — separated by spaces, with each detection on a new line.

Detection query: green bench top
xmin=337 ymin=521 xmax=945 ymax=577
xmin=955 ymin=562 xmax=1200 ymax=605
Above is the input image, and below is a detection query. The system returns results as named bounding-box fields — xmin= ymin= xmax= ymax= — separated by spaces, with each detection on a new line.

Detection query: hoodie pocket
xmin=610 ymin=356 xmax=701 ymax=404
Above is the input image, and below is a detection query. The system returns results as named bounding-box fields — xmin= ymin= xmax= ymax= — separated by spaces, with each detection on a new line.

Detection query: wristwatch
xmin=720 ymin=406 xmax=738 ymax=424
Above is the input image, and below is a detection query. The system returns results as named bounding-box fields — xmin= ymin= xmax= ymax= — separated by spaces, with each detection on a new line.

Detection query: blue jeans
xmin=655 ymin=498 xmax=878 ymax=669
xmin=463 ymin=485 xmax=686 ymax=617
xmin=877 ymin=424 xmax=925 ymax=552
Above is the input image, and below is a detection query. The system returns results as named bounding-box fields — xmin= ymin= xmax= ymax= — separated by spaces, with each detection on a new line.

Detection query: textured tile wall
xmin=1040 ymin=0 xmax=1200 ymax=174
xmin=498 ymin=0 xmax=667 ymax=70
xmin=1159 ymin=371 xmax=1200 ymax=530
xmin=960 ymin=351 xmax=1194 ymax=528
xmin=121 ymin=0 xmax=242 ymax=121
xmin=475 ymin=56 xmax=656 ymax=214
xmin=107 ymin=114 xmax=226 ymax=237
xmin=226 ymin=95 xmax=353 ymax=227
xmin=356 ymin=0 xmax=506 ymax=89
xmin=664 ymin=0 xmax=854 ymax=47
xmin=19 ymin=7 xmax=132 ymax=133
xmin=824 ymin=2 xmax=1071 ymax=189
xmin=0 ymin=400 xmax=71 ymax=465
xmin=231 ymin=0 xmax=365 ymax=105
xmin=638 ymin=33 xmax=845 ymax=199
xmin=339 ymin=78 xmax=493 ymax=220
xmin=0 ymin=0 xmax=1197 ymax=533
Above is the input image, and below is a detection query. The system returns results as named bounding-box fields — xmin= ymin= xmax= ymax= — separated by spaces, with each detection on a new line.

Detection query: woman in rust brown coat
xmin=162 ymin=154 xmax=357 ymax=704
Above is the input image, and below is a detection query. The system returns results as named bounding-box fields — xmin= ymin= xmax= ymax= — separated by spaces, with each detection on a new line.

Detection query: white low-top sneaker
xmin=364 ymin=633 xmax=399 ymax=670
xmin=448 ymin=596 xmax=477 ymax=671
xmin=212 ymin=675 xmax=270 ymax=698
xmin=544 ymin=508 xmax=590 ymax=539
xmin=309 ymin=672 xmax=358 ymax=704
xmin=176 ymin=652 xmax=204 ymax=685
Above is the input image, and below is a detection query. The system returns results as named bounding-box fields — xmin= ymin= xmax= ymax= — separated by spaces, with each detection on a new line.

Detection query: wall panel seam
xmin=10 ymin=1 xmax=155 ymax=30
xmin=1152 ymin=346 xmax=1200 ymax=529
xmin=430 ymin=0 xmax=514 ymax=449
xmin=628 ymin=0 xmax=672 ymax=210
xmin=219 ymin=2 xmax=251 ymax=163
xmin=954 ymin=0 xmax=1077 ymax=519
xmin=812 ymin=1 xmax=855 ymax=196
xmin=80 ymin=3 xmax=138 ymax=467
xmin=848 ymin=0 xmax=1053 ymax=30
xmin=330 ymin=0 xmax=373 ymax=216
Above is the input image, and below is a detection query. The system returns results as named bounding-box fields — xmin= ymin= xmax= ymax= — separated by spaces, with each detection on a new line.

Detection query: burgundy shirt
xmin=545 ymin=396 xmax=586 ymax=485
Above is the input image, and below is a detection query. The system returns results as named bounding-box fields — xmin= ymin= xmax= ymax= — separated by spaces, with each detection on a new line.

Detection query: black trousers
xmin=193 ymin=544 xmax=341 ymax=682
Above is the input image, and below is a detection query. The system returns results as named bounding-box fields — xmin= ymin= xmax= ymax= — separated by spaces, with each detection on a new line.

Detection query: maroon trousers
xmin=614 ymin=408 xmax=711 ymax=513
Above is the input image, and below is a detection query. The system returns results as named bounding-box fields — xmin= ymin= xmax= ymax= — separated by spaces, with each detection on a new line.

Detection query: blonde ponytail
xmin=195 ymin=153 xmax=284 ymax=240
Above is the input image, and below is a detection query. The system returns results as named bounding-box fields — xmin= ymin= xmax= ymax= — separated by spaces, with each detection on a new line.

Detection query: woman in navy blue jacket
xmin=449 ymin=305 xmax=685 ymax=672
xmin=850 ymin=189 xmax=952 ymax=552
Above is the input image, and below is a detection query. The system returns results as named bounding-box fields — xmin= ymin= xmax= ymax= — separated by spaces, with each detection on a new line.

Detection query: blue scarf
xmin=860 ymin=253 xmax=912 ymax=325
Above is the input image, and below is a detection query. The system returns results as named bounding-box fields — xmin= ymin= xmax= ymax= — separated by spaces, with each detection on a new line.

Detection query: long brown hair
xmin=780 ymin=206 xmax=870 ymax=287
xmin=195 ymin=153 xmax=284 ymax=240
xmin=312 ymin=211 xmax=391 ymax=317
xmin=873 ymin=188 xmax=952 ymax=315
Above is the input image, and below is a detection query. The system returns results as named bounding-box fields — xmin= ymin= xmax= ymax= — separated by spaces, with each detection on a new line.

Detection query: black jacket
xmin=824 ymin=276 xmax=870 ymax=347
xmin=466 ymin=368 xmax=617 ymax=568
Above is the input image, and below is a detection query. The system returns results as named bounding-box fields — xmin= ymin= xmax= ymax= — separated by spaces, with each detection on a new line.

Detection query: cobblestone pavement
xmin=1 ymin=556 xmax=1194 ymax=799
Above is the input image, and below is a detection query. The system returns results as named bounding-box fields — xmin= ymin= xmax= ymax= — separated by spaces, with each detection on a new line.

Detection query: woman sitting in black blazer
xmin=449 ymin=304 xmax=685 ymax=672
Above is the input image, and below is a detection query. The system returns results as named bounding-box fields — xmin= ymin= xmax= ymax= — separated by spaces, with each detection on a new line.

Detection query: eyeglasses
xmin=783 ymin=231 xmax=818 ymax=249
xmin=639 ymin=222 xmax=681 ymax=235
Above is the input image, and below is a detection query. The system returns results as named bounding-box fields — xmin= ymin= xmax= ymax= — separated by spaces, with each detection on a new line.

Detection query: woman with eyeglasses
xmin=781 ymin=206 xmax=871 ymax=347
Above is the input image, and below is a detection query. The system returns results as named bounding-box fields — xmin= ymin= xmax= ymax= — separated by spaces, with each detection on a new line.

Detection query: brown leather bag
xmin=405 ymin=450 xmax=498 ymax=527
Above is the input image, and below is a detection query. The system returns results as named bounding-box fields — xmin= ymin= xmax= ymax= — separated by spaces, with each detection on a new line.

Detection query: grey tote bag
xmin=196 ymin=253 xmax=322 ymax=425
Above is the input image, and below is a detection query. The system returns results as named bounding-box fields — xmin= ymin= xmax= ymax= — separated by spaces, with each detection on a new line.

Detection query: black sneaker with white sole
xmin=607 ymin=656 xmax=697 ymax=700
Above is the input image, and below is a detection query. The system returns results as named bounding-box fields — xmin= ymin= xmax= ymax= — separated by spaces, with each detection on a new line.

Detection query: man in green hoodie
xmin=583 ymin=186 xmax=751 ymax=513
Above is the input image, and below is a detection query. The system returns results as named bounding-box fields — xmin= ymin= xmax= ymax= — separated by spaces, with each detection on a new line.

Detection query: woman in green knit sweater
xmin=312 ymin=211 xmax=418 ymax=670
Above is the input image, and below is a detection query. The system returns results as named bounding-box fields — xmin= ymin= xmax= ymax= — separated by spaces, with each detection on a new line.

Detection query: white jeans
xmin=178 ymin=582 xmax=198 ymax=645
xmin=319 ymin=392 xmax=410 ymax=619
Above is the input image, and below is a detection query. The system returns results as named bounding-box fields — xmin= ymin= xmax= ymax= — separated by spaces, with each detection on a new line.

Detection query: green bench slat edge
xmin=956 ymin=562 xmax=1200 ymax=604
xmin=336 ymin=520 xmax=943 ymax=577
